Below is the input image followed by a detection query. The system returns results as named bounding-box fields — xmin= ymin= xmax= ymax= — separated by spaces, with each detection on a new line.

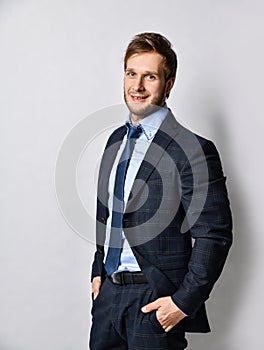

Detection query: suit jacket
xmin=91 ymin=110 xmax=233 ymax=333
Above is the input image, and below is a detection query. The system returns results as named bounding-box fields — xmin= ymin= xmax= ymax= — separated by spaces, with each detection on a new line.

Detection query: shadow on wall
xmin=187 ymin=109 xmax=250 ymax=350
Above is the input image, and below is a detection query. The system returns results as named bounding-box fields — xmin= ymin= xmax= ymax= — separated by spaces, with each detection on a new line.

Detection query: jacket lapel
xmin=97 ymin=125 xmax=127 ymax=208
xmin=125 ymin=111 xmax=180 ymax=213
xmin=98 ymin=112 xmax=181 ymax=214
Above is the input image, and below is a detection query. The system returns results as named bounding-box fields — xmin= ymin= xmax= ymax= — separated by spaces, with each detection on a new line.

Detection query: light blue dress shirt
xmin=104 ymin=105 xmax=168 ymax=272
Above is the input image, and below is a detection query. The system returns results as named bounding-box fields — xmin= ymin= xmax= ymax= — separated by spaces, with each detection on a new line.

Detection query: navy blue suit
xmin=91 ymin=110 xmax=232 ymax=346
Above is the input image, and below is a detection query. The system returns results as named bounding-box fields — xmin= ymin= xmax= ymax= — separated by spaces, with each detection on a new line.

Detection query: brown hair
xmin=124 ymin=32 xmax=177 ymax=82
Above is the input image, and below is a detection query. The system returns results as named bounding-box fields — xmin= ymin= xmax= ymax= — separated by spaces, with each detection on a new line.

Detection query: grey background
xmin=1 ymin=0 xmax=263 ymax=349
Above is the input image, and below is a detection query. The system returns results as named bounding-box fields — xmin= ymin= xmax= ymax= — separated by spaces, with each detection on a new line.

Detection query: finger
xmin=92 ymin=287 xmax=99 ymax=294
xmin=93 ymin=291 xmax=99 ymax=300
xmin=92 ymin=277 xmax=101 ymax=291
xmin=164 ymin=325 xmax=173 ymax=333
xmin=91 ymin=283 xmax=101 ymax=295
xmin=141 ymin=300 xmax=159 ymax=313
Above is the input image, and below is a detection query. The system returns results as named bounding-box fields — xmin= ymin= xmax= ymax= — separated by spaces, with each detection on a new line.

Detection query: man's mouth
xmin=130 ymin=95 xmax=148 ymax=102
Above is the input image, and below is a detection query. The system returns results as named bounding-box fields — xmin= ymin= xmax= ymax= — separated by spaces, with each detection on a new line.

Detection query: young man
xmin=90 ymin=32 xmax=232 ymax=350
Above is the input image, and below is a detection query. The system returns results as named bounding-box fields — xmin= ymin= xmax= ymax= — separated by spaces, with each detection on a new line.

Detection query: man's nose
xmin=133 ymin=76 xmax=145 ymax=91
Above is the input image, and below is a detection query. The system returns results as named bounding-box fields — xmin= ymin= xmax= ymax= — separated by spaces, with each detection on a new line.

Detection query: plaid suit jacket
xmin=91 ymin=110 xmax=233 ymax=333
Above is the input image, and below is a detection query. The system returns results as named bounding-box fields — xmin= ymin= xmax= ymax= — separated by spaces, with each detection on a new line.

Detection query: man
xmin=90 ymin=32 xmax=232 ymax=350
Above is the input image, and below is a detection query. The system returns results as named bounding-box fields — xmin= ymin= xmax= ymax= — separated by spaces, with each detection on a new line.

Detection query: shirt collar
xmin=126 ymin=104 xmax=168 ymax=141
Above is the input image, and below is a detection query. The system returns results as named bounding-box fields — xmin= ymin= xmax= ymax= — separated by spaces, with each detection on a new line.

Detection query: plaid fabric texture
xmin=90 ymin=278 xmax=188 ymax=350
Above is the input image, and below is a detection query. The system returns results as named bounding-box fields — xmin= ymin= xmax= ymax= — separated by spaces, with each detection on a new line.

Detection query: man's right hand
xmin=91 ymin=276 xmax=101 ymax=301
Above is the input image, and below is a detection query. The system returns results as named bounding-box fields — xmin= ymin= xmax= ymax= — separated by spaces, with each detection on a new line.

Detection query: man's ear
xmin=165 ymin=77 xmax=175 ymax=98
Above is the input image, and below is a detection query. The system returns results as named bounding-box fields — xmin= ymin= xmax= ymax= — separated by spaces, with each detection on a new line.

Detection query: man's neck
xmin=130 ymin=103 xmax=167 ymax=125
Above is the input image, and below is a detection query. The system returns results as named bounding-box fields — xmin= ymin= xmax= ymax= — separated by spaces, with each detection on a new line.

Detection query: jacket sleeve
xmin=91 ymin=249 xmax=104 ymax=281
xmin=171 ymin=139 xmax=233 ymax=318
xmin=90 ymin=199 xmax=108 ymax=281
xmin=90 ymin=126 xmax=127 ymax=282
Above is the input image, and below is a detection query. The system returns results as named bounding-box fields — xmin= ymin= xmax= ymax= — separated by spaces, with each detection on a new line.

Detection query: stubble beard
xmin=124 ymin=91 xmax=166 ymax=120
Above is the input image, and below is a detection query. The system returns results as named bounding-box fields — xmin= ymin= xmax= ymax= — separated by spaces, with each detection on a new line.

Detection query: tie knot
xmin=127 ymin=124 xmax=143 ymax=139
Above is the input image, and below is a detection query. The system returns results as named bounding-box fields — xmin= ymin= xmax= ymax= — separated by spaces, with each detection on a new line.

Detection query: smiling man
xmin=90 ymin=32 xmax=232 ymax=350
xmin=124 ymin=50 xmax=174 ymax=120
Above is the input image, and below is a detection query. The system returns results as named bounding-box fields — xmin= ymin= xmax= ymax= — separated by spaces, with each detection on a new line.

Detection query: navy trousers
xmin=90 ymin=278 xmax=188 ymax=350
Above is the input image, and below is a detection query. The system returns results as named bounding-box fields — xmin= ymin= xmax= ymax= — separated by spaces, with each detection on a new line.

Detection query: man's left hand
xmin=141 ymin=297 xmax=186 ymax=332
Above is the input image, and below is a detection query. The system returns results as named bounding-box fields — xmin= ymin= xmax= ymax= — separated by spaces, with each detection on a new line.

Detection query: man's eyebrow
xmin=125 ymin=68 xmax=160 ymax=75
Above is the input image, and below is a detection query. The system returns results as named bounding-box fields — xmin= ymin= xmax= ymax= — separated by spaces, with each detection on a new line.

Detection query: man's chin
xmin=126 ymin=102 xmax=163 ymax=118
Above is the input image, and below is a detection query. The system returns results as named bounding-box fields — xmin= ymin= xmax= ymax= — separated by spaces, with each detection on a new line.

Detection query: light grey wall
xmin=1 ymin=0 xmax=263 ymax=349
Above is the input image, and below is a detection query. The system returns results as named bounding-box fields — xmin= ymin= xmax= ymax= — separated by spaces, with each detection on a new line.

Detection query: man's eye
xmin=146 ymin=75 xmax=155 ymax=80
xmin=127 ymin=72 xmax=135 ymax=77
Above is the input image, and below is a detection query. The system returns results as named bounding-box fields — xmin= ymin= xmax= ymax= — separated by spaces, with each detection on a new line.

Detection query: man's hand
xmin=91 ymin=276 xmax=101 ymax=301
xmin=141 ymin=296 xmax=186 ymax=332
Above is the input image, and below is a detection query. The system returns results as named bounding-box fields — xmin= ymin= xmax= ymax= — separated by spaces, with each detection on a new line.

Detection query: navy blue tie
xmin=105 ymin=124 xmax=143 ymax=276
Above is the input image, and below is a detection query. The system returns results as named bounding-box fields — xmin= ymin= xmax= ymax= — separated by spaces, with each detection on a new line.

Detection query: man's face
xmin=124 ymin=51 xmax=174 ymax=121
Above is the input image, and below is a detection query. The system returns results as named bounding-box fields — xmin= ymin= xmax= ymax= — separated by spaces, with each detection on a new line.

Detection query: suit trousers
xmin=89 ymin=277 xmax=188 ymax=350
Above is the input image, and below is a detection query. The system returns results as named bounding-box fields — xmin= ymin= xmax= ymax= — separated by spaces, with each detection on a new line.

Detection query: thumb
xmin=141 ymin=299 xmax=160 ymax=313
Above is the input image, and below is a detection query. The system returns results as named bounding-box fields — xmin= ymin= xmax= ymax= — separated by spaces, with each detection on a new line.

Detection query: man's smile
xmin=130 ymin=94 xmax=149 ymax=102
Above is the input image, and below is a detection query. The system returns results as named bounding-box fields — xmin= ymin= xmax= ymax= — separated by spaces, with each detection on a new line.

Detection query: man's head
xmin=124 ymin=32 xmax=177 ymax=122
